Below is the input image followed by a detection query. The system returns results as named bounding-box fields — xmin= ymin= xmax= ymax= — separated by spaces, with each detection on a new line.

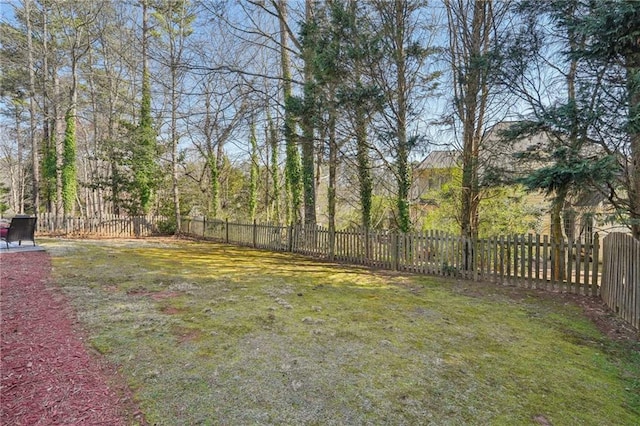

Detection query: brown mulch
xmin=1 ymin=251 xmax=141 ymax=425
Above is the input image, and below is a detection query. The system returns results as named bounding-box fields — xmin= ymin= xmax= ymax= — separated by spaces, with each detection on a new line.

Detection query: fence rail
xmin=37 ymin=213 xmax=162 ymax=237
xmin=601 ymin=233 xmax=640 ymax=329
xmin=182 ymin=217 xmax=602 ymax=297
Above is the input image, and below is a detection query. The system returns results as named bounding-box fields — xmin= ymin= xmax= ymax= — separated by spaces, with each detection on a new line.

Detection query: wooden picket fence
xmin=181 ymin=217 xmax=602 ymax=296
xmin=31 ymin=214 xmax=638 ymax=329
xmin=601 ymin=233 xmax=640 ymax=330
xmin=37 ymin=213 xmax=162 ymax=237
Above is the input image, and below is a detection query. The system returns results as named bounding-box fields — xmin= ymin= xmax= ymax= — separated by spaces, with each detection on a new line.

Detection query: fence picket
xmin=577 ymin=239 xmax=584 ymax=294
xmin=583 ymin=238 xmax=591 ymax=296
xmin=527 ymin=234 xmax=533 ymax=286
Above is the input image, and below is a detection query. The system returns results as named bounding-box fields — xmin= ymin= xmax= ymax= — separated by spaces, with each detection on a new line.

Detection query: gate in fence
xmin=601 ymin=233 xmax=640 ymax=330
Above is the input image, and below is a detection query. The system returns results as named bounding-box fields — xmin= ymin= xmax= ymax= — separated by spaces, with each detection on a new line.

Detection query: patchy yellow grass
xmin=44 ymin=238 xmax=640 ymax=425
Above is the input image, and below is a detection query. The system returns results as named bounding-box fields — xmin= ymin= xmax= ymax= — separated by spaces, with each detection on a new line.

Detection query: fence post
xmin=288 ymin=224 xmax=294 ymax=252
xmin=202 ymin=216 xmax=206 ymax=237
xmin=253 ymin=219 xmax=257 ymax=248
xmin=225 ymin=218 xmax=229 ymax=243
xmin=592 ymin=233 xmax=600 ymax=297
xmin=329 ymin=225 xmax=335 ymax=261
xmin=472 ymin=237 xmax=479 ymax=281
xmin=463 ymin=236 xmax=472 ymax=277
xmin=392 ymin=232 xmax=400 ymax=271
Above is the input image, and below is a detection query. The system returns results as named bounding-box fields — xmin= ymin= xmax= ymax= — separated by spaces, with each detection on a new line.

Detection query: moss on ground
xmin=44 ymin=238 xmax=640 ymax=425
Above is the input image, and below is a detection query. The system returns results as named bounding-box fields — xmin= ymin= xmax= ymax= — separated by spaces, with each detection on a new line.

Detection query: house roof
xmin=416 ymin=150 xmax=459 ymax=170
xmin=416 ymin=121 xmax=608 ymax=177
xmin=415 ymin=123 xmax=547 ymax=173
xmin=481 ymin=122 xmax=550 ymax=174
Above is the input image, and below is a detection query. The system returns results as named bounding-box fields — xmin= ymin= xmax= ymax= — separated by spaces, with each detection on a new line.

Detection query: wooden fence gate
xmin=601 ymin=233 xmax=640 ymax=330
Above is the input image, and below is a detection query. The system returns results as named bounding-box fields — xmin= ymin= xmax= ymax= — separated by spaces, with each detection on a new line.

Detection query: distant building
xmin=412 ymin=123 xmax=628 ymax=240
xmin=412 ymin=150 xmax=459 ymax=201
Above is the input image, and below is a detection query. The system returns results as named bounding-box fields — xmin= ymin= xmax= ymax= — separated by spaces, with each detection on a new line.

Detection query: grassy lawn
xmin=44 ymin=238 xmax=639 ymax=425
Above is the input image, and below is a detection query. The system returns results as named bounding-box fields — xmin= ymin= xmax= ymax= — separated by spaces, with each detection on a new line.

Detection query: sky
xmin=0 ymin=0 xmax=544 ymax=162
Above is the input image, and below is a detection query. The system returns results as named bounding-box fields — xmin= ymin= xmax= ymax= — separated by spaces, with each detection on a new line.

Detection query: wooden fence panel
xmin=41 ymin=215 xmax=635 ymax=321
xmin=74 ymin=217 xmax=604 ymax=300
xmin=601 ymin=233 xmax=640 ymax=330
xmin=37 ymin=213 xmax=161 ymax=237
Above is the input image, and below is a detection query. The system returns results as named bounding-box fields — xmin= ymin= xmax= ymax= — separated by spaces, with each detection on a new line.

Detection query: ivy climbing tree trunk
xmin=54 ymin=73 xmax=64 ymax=219
xmin=327 ymin=99 xmax=337 ymax=247
xmin=278 ymin=0 xmax=302 ymax=225
xmin=268 ymin=110 xmax=280 ymax=223
xmin=355 ymin=96 xmax=372 ymax=231
xmin=40 ymin=6 xmax=55 ymax=213
xmin=62 ymin=36 xmax=82 ymax=216
xmin=61 ymin=108 xmax=77 ymax=215
xmin=301 ymin=0 xmax=317 ymax=228
xmin=249 ymin=121 xmax=259 ymax=221
xmin=134 ymin=0 xmax=157 ymax=215
xmin=393 ymin=0 xmax=410 ymax=233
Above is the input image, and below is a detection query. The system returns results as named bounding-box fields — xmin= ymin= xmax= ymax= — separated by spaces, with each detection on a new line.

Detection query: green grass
xmin=43 ymin=238 xmax=640 ymax=425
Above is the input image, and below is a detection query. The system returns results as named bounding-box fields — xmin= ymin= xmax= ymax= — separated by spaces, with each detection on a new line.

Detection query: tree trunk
xmin=279 ymin=0 xmax=302 ymax=225
xmin=87 ymin=49 xmax=100 ymax=217
xmin=301 ymin=0 xmax=316 ymax=227
xmin=137 ymin=0 xmax=155 ymax=215
xmin=14 ymin=104 xmax=25 ymax=213
xmin=550 ymin=187 xmax=568 ymax=281
xmin=268 ymin=111 xmax=280 ymax=223
xmin=445 ymin=0 xmax=495 ymax=270
xmin=356 ymin=102 xmax=372 ymax=231
xmin=328 ymin=100 xmax=337 ymax=239
xmin=25 ymin=0 xmax=40 ymax=215
xmin=249 ymin=122 xmax=259 ymax=221
xmin=627 ymin=55 xmax=640 ymax=239
xmin=53 ymin=73 xmax=64 ymax=219
xmin=62 ymin=51 xmax=79 ymax=216
xmin=456 ymin=0 xmax=486 ymax=243
xmin=171 ymin=64 xmax=181 ymax=232
xmin=202 ymin=91 xmax=219 ymax=218
xmin=394 ymin=0 xmax=410 ymax=233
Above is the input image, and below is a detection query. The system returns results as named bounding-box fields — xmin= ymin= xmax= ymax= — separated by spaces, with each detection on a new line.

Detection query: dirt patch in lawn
xmin=557 ymin=292 xmax=639 ymax=343
xmin=127 ymin=288 xmax=182 ymax=301
xmin=439 ymin=277 xmax=639 ymax=345
xmin=0 ymin=251 xmax=143 ymax=425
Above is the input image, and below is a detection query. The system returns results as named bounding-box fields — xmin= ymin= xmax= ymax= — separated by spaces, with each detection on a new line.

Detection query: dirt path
xmin=1 ymin=251 xmax=137 ymax=425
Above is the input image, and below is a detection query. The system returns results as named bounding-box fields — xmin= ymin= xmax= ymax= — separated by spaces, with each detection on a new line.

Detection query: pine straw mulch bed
xmin=0 ymin=251 xmax=143 ymax=425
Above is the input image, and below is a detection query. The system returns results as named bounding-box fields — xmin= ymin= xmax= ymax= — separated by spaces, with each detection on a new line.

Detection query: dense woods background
xmin=1 ymin=0 xmax=639 ymax=239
